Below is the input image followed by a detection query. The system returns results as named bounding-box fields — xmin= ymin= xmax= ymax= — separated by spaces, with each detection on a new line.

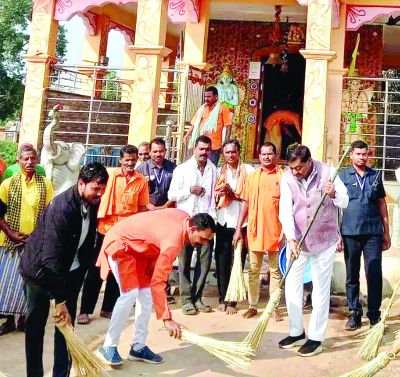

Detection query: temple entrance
xmin=259 ymin=53 xmax=305 ymax=159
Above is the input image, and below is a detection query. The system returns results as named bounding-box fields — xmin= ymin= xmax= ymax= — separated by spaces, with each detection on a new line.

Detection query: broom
xmin=225 ymin=241 xmax=247 ymax=303
xmin=357 ymin=277 xmax=400 ymax=360
xmin=180 ymin=328 xmax=254 ymax=369
xmin=54 ymin=307 xmax=110 ymax=376
xmin=243 ymin=147 xmax=351 ymax=352
xmin=340 ymin=330 xmax=400 ymax=377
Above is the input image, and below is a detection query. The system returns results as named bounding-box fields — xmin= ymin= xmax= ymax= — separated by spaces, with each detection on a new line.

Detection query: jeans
xmin=25 ymin=267 xmax=86 ymax=377
xmin=79 ymin=233 xmax=119 ymax=315
xmin=215 ymin=224 xmax=247 ymax=306
xmin=343 ymin=234 xmax=383 ymax=322
xmin=179 ymin=240 xmax=214 ymax=305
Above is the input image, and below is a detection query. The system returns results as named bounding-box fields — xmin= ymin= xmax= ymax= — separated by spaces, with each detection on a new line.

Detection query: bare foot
xmin=77 ymin=314 xmax=90 ymax=325
xmin=226 ymin=306 xmax=237 ymax=315
xmin=242 ymin=308 xmax=258 ymax=319
xmin=273 ymin=309 xmax=283 ymax=322
xmin=217 ymin=303 xmax=227 ymax=312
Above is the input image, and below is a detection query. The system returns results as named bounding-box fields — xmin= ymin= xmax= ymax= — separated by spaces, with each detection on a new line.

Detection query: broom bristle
xmin=243 ymin=288 xmax=282 ymax=351
xmin=357 ymin=321 xmax=385 ymax=360
xmin=181 ymin=329 xmax=254 ymax=369
xmin=339 ymin=351 xmax=393 ymax=377
xmin=57 ymin=324 xmax=110 ymax=376
xmin=225 ymin=242 xmax=247 ymax=302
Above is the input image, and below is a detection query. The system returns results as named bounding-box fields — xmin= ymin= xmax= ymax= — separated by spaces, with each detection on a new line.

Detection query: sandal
xmin=100 ymin=311 xmax=112 ymax=319
xmin=242 ymin=308 xmax=258 ymax=319
xmin=77 ymin=314 xmax=90 ymax=325
xmin=182 ymin=303 xmax=198 ymax=315
xmin=195 ymin=300 xmax=212 ymax=313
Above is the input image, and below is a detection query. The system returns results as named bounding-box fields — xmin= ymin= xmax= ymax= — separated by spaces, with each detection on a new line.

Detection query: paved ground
xmin=1 ymin=294 xmax=399 ymax=377
xmin=1 ymin=248 xmax=400 ymax=376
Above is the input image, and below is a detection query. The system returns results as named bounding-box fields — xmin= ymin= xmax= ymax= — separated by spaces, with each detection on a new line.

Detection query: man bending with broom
xmin=279 ymin=145 xmax=348 ymax=357
xmin=96 ymin=209 xmax=216 ymax=366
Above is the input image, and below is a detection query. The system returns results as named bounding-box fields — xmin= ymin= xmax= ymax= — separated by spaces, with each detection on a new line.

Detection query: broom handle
xmin=279 ymin=146 xmax=351 ymax=289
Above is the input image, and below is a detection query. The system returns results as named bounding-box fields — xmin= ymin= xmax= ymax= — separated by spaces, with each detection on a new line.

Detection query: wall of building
xmin=197 ymin=20 xmax=306 ymax=160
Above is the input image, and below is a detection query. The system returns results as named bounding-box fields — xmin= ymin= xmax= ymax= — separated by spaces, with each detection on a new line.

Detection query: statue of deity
xmin=215 ymin=66 xmax=239 ymax=118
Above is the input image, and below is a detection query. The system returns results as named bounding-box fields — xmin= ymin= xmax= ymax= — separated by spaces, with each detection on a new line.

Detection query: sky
xmin=62 ymin=16 xmax=125 ymax=68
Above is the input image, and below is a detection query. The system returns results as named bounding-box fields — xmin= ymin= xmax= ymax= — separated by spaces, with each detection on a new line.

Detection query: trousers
xmin=248 ymin=250 xmax=280 ymax=307
xmin=343 ymin=234 xmax=383 ymax=322
xmin=179 ymin=239 xmax=214 ymax=305
xmin=285 ymin=243 xmax=336 ymax=342
xmin=79 ymin=233 xmax=119 ymax=315
xmin=215 ymin=224 xmax=247 ymax=306
xmin=25 ymin=267 xmax=86 ymax=377
xmin=103 ymin=256 xmax=153 ymax=348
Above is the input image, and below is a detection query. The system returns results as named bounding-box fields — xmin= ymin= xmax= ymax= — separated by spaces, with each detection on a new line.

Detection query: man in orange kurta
xmin=233 ymin=142 xmax=283 ymax=320
xmin=184 ymin=86 xmax=232 ymax=165
xmin=96 ymin=209 xmax=216 ymax=366
xmin=78 ymin=145 xmax=149 ymax=324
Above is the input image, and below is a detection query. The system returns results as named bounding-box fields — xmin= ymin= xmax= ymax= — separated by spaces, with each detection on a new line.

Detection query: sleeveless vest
xmin=285 ymin=161 xmax=339 ymax=253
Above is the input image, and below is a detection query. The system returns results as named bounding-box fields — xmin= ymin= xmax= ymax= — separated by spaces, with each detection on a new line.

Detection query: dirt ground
xmin=1 ymin=293 xmax=399 ymax=377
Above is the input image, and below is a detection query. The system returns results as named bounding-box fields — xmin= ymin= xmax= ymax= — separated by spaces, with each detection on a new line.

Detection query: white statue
xmin=216 ymin=66 xmax=239 ymax=119
xmin=41 ymin=104 xmax=86 ymax=195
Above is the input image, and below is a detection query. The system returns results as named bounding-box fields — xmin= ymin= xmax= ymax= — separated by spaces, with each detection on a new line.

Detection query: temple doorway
xmin=259 ymin=53 xmax=305 ymax=159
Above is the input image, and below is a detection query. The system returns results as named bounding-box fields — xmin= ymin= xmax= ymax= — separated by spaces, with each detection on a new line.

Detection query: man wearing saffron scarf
xmin=214 ymin=139 xmax=253 ymax=314
xmin=233 ymin=142 xmax=283 ymax=320
xmin=184 ymin=86 xmax=232 ymax=166
xmin=0 ymin=144 xmax=53 ymax=336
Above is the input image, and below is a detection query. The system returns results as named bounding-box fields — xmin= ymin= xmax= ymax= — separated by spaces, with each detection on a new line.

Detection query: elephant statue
xmin=40 ymin=104 xmax=86 ymax=196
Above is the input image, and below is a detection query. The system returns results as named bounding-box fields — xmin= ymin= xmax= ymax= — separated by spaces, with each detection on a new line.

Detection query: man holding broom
xmin=96 ymin=209 xmax=216 ymax=366
xmin=214 ymin=139 xmax=253 ymax=314
xmin=19 ymin=162 xmax=109 ymax=377
xmin=233 ymin=142 xmax=283 ymax=321
xmin=339 ymin=140 xmax=391 ymax=331
xmin=279 ymin=145 xmax=348 ymax=356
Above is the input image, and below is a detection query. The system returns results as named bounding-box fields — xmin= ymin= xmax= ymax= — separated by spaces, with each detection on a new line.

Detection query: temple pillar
xmin=120 ymin=42 xmax=136 ymax=103
xmin=128 ymin=0 xmax=171 ymax=145
xmin=326 ymin=6 xmax=348 ymax=165
xmin=300 ymin=0 xmax=336 ymax=160
xmin=19 ymin=1 xmax=58 ymax=148
xmin=80 ymin=15 xmax=110 ymax=98
xmin=183 ymin=0 xmax=210 ymax=69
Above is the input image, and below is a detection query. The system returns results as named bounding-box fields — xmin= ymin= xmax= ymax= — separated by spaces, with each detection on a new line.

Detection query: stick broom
xmin=357 ymin=276 xmax=400 ymax=360
xmin=244 ymin=146 xmax=351 ymax=352
xmin=225 ymin=241 xmax=247 ymax=303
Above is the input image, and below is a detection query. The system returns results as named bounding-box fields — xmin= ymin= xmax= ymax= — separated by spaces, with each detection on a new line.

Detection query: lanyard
xmin=153 ymin=167 xmax=165 ymax=185
xmin=355 ymin=173 xmax=366 ymax=190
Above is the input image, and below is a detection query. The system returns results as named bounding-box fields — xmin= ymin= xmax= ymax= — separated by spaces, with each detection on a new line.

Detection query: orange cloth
xmin=215 ymin=163 xmax=248 ymax=209
xmin=97 ymin=168 xmax=149 ymax=234
xmin=191 ymin=103 xmax=232 ymax=150
xmin=97 ymin=208 xmax=190 ymax=320
xmin=241 ymin=166 xmax=283 ymax=252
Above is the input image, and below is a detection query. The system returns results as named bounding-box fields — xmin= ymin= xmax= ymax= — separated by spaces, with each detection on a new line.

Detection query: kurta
xmin=241 ymin=166 xmax=283 ymax=252
xmin=97 ymin=208 xmax=190 ymax=320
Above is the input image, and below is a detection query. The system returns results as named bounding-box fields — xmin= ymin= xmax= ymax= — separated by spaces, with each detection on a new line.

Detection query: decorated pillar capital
xmin=129 ymin=45 xmax=172 ymax=57
xmin=300 ymin=49 xmax=336 ymax=61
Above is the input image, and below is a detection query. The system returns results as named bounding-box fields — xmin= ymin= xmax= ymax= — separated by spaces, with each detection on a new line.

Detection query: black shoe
xmin=297 ymin=339 xmax=322 ymax=357
xmin=369 ymin=317 xmax=381 ymax=327
xmin=0 ymin=320 xmax=16 ymax=336
xmin=279 ymin=331 xmax=306 ymax=349
xmin=345 ymin=311 xmax=362 ymax=331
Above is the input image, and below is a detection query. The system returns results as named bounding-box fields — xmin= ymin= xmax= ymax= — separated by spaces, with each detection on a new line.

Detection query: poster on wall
xmin=248 ymin=62 xmax=261 ymax=80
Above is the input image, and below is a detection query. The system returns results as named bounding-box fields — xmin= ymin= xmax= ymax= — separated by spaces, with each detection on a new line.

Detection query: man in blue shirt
xmin=339 ymin=140 xmax=391 ymax=331
xmin=137 ymin=137 xmax=177 ymax=303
